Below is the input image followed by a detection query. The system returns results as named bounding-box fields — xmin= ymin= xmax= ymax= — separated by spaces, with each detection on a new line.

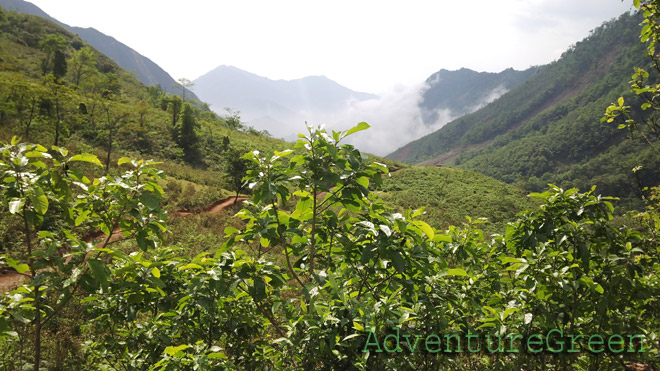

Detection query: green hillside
xmin=380 ymin=166 xmax=535 ymax=235
xmin=0 ymin=8 xmax=286 ymax=190
xmin=388 ymin=12 xmax=658 ymax=201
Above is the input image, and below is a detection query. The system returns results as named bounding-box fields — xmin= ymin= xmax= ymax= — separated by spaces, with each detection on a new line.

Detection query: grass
xmin=379 ymin=165 xmax=537 ymax=235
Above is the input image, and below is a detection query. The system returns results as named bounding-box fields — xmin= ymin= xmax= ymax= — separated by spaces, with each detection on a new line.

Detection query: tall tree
xmin=42 ymin=74 xmax=71 ymax=146
xmin=177 ymin=78 xmax=194 ymax=102
xmin=99 ymin=91 xmax=129 ymax=172
xmin=166 ymin=95 xmax=183 ymax=142
xmin=178 ymin=103 xmax=200 ymax=163
xmin=69 ymin=46 xmax=96 ymax=86
xmin=38 ymin=34 xmax=68 ymax=76
xmin=223 ymin=107 xmax=245 ymax=131
xmin=222 ymin=142 xmax=251 ymax=205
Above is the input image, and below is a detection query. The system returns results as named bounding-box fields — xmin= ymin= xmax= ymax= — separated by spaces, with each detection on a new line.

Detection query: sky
xmin=25 ymin=0 xmax=633 ymax=95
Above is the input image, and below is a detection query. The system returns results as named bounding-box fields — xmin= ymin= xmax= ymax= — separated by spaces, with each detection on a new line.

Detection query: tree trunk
xmin=105 ymin=126 xmax=112 ymax=173
xmin=54 ymin=98 xmax=61 ymax=146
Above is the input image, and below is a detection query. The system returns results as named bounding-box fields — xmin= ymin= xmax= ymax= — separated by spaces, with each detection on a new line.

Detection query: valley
xmin=0 ymin=1 xmax=658 ymax=370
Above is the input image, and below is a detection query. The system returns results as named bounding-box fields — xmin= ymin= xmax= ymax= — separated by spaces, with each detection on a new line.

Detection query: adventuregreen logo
xmin=362 ymin=328 xmax=646 ymax=354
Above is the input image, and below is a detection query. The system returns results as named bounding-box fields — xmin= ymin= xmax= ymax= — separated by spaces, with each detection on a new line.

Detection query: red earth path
xmin=0 ymin=196 xmax=248 ymax=293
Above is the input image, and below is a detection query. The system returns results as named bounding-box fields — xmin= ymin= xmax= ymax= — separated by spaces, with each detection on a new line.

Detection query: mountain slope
xmin=380 ymin=166 xmax=535 ymax=235
xmin=0 ymin=0 xmax=197 ymax=100
xmin=388 ymin=12 xmax=658 ymax=200
xmin=192 ymin=65 xmax=377 ymax=138
xmin=419 ymin=67 xmax=538 ymax=126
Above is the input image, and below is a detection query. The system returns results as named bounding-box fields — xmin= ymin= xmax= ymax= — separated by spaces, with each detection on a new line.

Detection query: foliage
xmin=0 ymin=137 xmax=167 ymax=369
xmin=177 ymin=103 xmax=201 ymax=164
xmin=0 ymin=7 xmax=287 ymax=181
xmin=0 ymin=123 xmax=658 ymax=370
xmin=0 ymin=4 xmax=658 ymax=371
xmin=379 ymin=166 xmax=536 ymax=235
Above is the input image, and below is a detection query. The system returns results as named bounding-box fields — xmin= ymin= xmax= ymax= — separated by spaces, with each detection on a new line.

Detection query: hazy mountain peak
xmin=192 ymin=65 xmax=378 ymax=139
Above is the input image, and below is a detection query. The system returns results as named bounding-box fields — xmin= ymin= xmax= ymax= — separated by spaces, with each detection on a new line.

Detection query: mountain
xmin=419 ymin=67 xmax=538 ymax=126
xmin=0 ymin=0 xmax=198 ymax=100
xmin=388 ymin=11 xmax=658 ymax=200
xmin=192 ymin=65 xmax=378 ymax=139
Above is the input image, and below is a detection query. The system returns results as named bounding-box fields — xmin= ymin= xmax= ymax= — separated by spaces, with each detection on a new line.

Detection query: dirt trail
xmin=171 ymin=196 xmax=248 ymax=216
xmin=0 ymin=196 xmax=248 ymax=294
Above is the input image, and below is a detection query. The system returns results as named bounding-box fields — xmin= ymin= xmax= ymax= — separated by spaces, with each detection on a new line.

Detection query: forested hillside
xmin=0 ymin=8 xmax=284 ymax=182
xmin=0 ymin=0 xmax=198 ymax=99
xmin=389 ymin=12 xmax=658 ymax=201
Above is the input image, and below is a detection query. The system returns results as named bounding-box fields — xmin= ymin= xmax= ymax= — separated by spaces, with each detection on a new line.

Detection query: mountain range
xmin=0 ymin=0 xmax=198 ymax=100
xmin=388 ymin=11 xmax=657 ymax=201
xmin=420 ymin=67 xmax=538 ymax=126
xmin=192 ymin=65 xmax=378 ymax=139
xmin=0 ymin=0 xmax=651 ymax=203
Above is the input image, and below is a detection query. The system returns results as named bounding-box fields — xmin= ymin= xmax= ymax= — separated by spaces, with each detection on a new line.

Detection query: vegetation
xmin=0 ymin=8 xmax=284 ymax=181
xmin=379 ymin=166 xmax=536 ymax=235
xmin=0 ymin=2 xmax=659 ymax=370
xmin=388 ymin=11 xmax=659 ymax=204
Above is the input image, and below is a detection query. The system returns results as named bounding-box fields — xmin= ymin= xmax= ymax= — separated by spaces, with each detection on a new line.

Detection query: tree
xmin=603 ymin=0 xmax=660 ymax=224
xmin=166 ymin=94 xmax=183 ymax=139
xmin=52 ymin=50 xmax=67 ymax=79
xmin=177 ymin=103 xmax=200 ymax=163
xmin=100 ymin=94 xmax=129 ymax=172
xmin=177 ymin=77 xmax=193 ymax=102
xmin=0 ymin=138 xmax=166 ymax=370
xmin=222 ymin=143 xmax=251 ymax=205
xmin=69 ymin=46 xmax=96 ymax=86
xmin=38 ymin=34 xmax=68 ymax=76
xmin=42 ymin=74 xmax=72 ymax=146
xmin=223 ymin=107 xmax=245 ymax=131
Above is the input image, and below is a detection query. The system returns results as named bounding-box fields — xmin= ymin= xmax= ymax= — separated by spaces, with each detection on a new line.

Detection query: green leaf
xmin=370 ymin=162 xmax=389 ymax=173
xmin=117 ymin=157 xmax=132 ymax=166
xmin=224 ymin=227 xmax=239 ymax=237
xmin=502 ymin=307 xmax=519 ymax=320
xmin=390 ymin=250 xmax=405 ymax=273
xmin=353 ymin=321 xmax=364 ymax=331
xmin=208 ymin=352 xmax=227 ymax=359
xmin=8 ymin=199 xmax=23 ymax=214
xmin=594 ymin=284 xmax=604 ymax=294
xmin=178 ymin=263 xmax=203 ymax=271
xmin=355 ymin=176 xmax=369 ymax=189
xmin=345 ymin=122 xmax=370 ymax=137
xmin=274 ymin=149 xmax=294 ymax=157
xmin=87 ymin=259 xmax=108 ymax=284
xmin=140 ymin=191 xmax=160 ymax=210
xmin=69 ymin=153 xmax=102 ymax=167
xmin=164 ymin=344 xmax=190 ymax=356
xmin=151 ymin=267 xmax=161 ymax=278
xmin=252 ymin=277 xmax=266 ymax=302
xmin=31 ymin=187 xmax=48 ymax=215
xmin=447 ymin=268 xmax=468 ymax=277
xmin=5 ymin=257 xmax=30 ymax=274
xmin=412 ymin=220 xmax=434 ymax=240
